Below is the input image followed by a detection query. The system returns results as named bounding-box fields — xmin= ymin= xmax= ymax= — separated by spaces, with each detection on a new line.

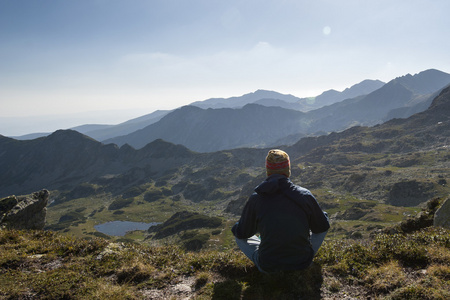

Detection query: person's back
xmin=232 ymin=149 xmax=330 ymax=273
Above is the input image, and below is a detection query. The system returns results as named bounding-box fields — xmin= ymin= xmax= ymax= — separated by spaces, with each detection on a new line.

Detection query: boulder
xmin=434 ymin=197 xmax=450 ymax=229
xmin=334 ymin=207 xmax=370 ymax=220
xmin=0 ymin=190 xmax=49 ymax=230
xmin=387 ymin=180 xmax=434 ymax=206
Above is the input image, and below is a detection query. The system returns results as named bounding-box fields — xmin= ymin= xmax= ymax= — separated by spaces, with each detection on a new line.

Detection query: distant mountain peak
xmin=314 ymin=79 xmax=385 ymax=106
xmin=391 ymin=69 xmax=450 ymax=94
xmin=47 ymin=129 xmax=91 ymax=141
xmin=140 ymin=138 xmax=194 ymax=158
xmin=189 ymin=89 xmax=302 ymax=109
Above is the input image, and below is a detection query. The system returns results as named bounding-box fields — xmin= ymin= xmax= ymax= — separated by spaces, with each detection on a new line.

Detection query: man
xmin=232 ymin=149 xmax=330 ymax=273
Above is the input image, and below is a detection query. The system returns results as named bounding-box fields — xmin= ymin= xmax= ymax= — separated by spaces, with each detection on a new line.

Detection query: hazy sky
xmin=1 ymin=0 xmax=450 ymax=136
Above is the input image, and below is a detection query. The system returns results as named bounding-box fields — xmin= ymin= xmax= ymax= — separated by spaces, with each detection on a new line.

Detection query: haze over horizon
xmin=1 ymin=0 xmax=450 ymax=136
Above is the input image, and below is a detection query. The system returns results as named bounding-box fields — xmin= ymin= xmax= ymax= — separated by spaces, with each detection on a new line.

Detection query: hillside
xmin=1 ymin=200 xmax=449 ymax=299
xmin=0 ymin=133 xmax=199 ymax=197
xmin=307 ymin=69 xmax=450 ymax=133
xmin=75 ymin=110 xmax=171 ymax=141
xmin=226 ymin=85 xmax=450 ymax=217
xmin=104 ymin=104 xmax=309 ymax=151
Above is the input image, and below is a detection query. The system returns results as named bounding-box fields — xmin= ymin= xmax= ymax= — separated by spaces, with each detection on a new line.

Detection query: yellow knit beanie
xmin=265 ymin=149 xmax=291 ymax=177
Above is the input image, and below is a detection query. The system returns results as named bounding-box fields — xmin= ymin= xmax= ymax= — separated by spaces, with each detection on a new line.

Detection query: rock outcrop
xmin=434 ymin=197 xmax=450 ymax=229
xmin=148 ymin=211 xmax=222 ymax=239
xmin=387 ymin=180 xmax=435 ymax=207
xmin=0 ymin=189 xmax=49 ymax=230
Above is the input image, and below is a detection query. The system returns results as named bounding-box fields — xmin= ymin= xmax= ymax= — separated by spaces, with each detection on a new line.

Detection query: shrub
xmin=182 ymin=233 xmax=210 ymax=251
xmin=108 ymin=198 xmax=133 ymax=210
xmin=183 ymin=183 xmax=209 ymax=202
xmin=143 ymin=189 xmax=165 ymax=202
xmin=150 ymin=211 xmax=222 ymax=239
xmin=316 ymin=241 xmax=376 ymax=276
xmin=211 ymin=229 xmax=222 ymax=235
xmin=389 ymin=285 xmax=433 ymax=300
xmin=63 ymin=183 xmax=99 ymax=201
xmin=194 ymin=272 xmax=210 ymax=290
xmin=116 ymin=261 xmax=155 ymax=284
xmin=427 ymin=264 xmax=450 ymax=281
xmin=58 ymin=211 xmax=86 ymax=225
xmin=363 ymin=261 xmax=406 ymax=293
xmin=122 ymin=186 xmax=146 ymax=198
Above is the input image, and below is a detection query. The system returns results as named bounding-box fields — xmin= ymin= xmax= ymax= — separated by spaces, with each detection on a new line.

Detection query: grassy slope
xmin=1 ymin=222 xmax=449 ymax=299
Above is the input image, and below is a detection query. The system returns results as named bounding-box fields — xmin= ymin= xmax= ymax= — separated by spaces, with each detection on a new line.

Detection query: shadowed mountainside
xmin=104 ymin=69 xmax=450 ymax=152
xmin=104 ymin=104 xmax=309 ymax=152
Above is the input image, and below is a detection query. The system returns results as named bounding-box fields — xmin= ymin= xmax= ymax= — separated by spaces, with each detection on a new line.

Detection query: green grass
xmin=1 ymin=226 xmax=449 ymax=299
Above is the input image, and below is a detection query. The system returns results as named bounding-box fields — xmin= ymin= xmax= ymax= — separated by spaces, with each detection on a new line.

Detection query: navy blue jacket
xmin=232 ymin=174 xmax=330 ymax=272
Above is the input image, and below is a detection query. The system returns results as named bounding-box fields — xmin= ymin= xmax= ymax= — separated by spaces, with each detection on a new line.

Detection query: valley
xmin=1 ymin=70 xmax=449 ymax=250
xmin=43 ymin=141 xmax=448 ymax=249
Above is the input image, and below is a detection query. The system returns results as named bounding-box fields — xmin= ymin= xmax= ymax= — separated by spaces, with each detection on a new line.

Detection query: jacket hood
xmin=255 ymin=174 xmax=291 ymax=195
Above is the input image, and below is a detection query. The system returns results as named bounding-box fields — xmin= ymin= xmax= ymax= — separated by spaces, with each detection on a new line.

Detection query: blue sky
xmin=1 ymin=0 xmax=449 ymax=135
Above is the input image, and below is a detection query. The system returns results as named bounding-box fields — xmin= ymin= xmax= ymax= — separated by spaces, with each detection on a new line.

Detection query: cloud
xmin=116 ymin=42 xmax=289 ymax=87
xmin=114 ymin=41 xmax=358 ymax=97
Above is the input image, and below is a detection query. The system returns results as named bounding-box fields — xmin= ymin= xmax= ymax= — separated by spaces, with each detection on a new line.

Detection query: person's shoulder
xmin=296 ymin=185 xmax=312 ymax=194
xmin=290 ymin=182 xmax=314 ymax=197
xmin=248 ymin=192 xmax=261 ymax=202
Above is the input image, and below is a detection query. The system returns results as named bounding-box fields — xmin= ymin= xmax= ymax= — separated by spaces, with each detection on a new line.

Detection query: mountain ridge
xmin=104 ymin=69 xmax=450 ymax=152
xmin=103 ymin=104 xmax=309 ymax=151
xmin=9 ymin=78 xmax=384 ymax=141
xmin=313 ymin=79 xmax=385 ymax=107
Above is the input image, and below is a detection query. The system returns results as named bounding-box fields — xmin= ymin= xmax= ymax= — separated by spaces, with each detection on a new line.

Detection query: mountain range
xmin=12 ymin=78 xmax=384 ymax=141
xmin=190 ymin=79 xmax=385 ymax=111
xmin=11 ymin=69 xmax=450 ymax=154
xmin=104 ymin=69 xmax=450 ymax=152
xmin=1 ymin=82 xmax=449 ymax=203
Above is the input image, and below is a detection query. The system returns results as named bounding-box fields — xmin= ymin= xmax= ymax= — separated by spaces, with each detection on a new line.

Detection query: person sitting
xmin=232 ymin=149 xmax=330 ymax=273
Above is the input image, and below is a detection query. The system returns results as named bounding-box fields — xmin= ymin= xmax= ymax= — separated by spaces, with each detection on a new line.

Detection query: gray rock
xmin=387 ymin=180 xmax=434 ymax=207
xmin=334 ymin=207 xmax=370 ymax=220
xmin=0 ymin=189 xmax=49 ymax=230
xmin=434 ymin=198 xmax=450 ymax=229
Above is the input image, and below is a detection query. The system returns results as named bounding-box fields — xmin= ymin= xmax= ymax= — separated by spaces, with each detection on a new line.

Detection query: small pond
xmin=94 ymin=221 xmax=159 ymax=236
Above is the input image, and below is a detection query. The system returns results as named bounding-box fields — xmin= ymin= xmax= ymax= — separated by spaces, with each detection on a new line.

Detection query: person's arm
xmin=231 ymin=195 xmax=258 ymax=239
xmin=306 ymin=194 xmax=330 ymax=234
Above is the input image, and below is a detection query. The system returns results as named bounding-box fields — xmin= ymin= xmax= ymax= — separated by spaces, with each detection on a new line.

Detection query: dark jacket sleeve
xmin=306 ymin=194 xmax=330 ymax=234
xmin=231 ymin=194 xmax=259 ymax=239
xmin=282 ymin=183 xmax=330 ymax=234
